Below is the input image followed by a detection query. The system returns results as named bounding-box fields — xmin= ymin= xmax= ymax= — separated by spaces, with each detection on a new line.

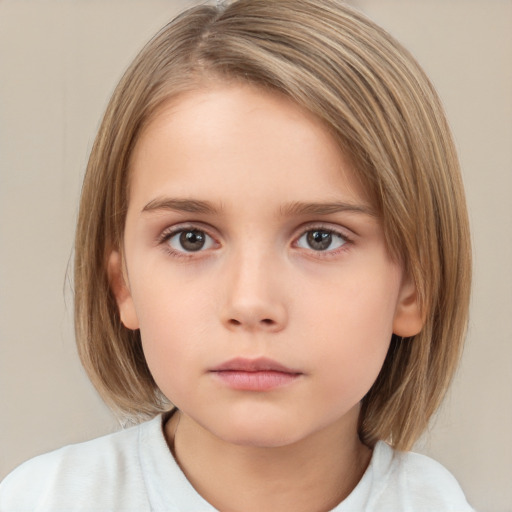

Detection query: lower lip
xmin=211 ymin=370 xmax=301 ymax=391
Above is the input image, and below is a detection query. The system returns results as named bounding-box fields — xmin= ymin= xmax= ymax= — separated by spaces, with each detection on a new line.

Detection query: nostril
xmin=228 ymin=318 xmax=275 ymax=327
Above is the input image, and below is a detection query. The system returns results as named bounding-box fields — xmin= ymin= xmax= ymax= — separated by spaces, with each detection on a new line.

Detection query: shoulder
xmin=0 ymin=416 xmax=162 ymax=511
xmin=368 ymin=441 xmax=475 ymax=511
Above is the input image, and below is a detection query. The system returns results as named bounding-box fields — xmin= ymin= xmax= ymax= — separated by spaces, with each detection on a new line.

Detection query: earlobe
xmin=107 ymin=251 xmax=140 ymax=330
xmin=392 ymin=275 xmax=424 ymax=337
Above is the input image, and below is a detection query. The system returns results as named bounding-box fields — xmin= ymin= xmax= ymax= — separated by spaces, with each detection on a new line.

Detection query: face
xmin=110 ymin=84 xmax=422 ymax=448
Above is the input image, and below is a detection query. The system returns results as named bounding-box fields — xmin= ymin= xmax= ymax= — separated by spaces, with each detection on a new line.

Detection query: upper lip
xmin=210 ymin=357 xmax=301 ymax=374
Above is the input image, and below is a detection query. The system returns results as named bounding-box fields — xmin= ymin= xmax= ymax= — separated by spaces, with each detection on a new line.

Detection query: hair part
xmin=75 ymin=0 xmax=471 ymax=450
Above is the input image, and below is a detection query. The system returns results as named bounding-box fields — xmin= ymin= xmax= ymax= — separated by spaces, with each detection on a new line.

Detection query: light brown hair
xmin=75 ymin=0 xmax=471 ymax=450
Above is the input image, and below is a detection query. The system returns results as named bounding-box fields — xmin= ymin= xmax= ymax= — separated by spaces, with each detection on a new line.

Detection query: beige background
xmin=0 ymin=1 xmax=510 ymax=510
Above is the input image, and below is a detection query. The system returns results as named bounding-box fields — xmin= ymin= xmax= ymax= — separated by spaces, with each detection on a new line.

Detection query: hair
xmin=74 ymin=0 xmax=471 ymax=450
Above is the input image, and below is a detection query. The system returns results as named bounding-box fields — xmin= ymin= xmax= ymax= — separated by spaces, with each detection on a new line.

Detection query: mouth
xmin=209 ymin=357 xmax=303 ymax=391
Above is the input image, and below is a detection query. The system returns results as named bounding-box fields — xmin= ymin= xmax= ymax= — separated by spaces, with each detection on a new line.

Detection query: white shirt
xmin=0 ymin=414 xmax=474 ymax=511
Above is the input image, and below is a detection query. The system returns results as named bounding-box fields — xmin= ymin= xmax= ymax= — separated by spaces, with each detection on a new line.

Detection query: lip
xmin=209 ymin=357 xmax=302 ymax=391
xmin=211 ymin=357 xmax=300 ymax=373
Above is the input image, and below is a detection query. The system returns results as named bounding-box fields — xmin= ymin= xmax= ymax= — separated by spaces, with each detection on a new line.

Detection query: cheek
xmin=130 ymin=258 xmax=211 ymax=329
xmin=306 ymin=266 xmax=399 ymax=339
xmin=304 ymin=271 xmax=399 ymax=392
xmin=129 ymin=270 xmax=215 ymax=392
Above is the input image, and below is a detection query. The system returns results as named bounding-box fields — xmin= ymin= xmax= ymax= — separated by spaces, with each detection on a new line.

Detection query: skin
xmin=109 ymin=83 xmax=423 ymax=512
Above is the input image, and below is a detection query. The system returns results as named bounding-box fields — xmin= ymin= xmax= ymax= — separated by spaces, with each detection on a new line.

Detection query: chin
xmin=207 ymin=411 xmax=310 ymax=449
xmin=221 ymin=428 xmax=303 ymax=449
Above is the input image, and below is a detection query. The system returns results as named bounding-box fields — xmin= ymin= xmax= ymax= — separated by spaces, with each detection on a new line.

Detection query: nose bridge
xmin=221 ymin=238 xmax=287 ymax=331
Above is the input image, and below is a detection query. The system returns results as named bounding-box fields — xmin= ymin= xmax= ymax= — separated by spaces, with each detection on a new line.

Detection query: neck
xmin=165 ymin=409 xmax=371 ymax=512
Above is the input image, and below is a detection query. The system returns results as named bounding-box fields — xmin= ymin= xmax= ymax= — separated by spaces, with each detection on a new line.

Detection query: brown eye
xmin=297 ymin=229 xmax=346 ymax=251
xmin=168 ymin=229 xmax=214 ymax=253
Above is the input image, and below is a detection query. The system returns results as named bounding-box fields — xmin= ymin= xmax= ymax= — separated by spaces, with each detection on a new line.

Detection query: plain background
xmin=0 ymin=1 xmax=511 ymax=511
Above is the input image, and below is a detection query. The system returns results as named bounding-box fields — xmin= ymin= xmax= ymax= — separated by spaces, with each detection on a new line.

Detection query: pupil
xmin=307 ymin=230 xmax=331 ymax=251
xmin=180 ymin=230 xmax=205 ymax=251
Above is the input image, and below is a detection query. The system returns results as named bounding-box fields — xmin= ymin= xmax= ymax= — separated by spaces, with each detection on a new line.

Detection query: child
xmin=0 ymin=0 xmax=474 ymax=510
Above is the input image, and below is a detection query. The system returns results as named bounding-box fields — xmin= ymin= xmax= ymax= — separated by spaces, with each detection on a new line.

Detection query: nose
xmin=220 ymin=249 xmax=288 ymax=333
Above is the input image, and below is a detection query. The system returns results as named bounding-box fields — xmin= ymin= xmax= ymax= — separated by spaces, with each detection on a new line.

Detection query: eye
xmin=296 ymin=229 xmax=347 ymax=252
xmin=167 ymin=229 xmax=216 ymax=253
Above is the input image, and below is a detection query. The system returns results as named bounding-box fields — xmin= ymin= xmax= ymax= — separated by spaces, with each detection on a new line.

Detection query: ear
xmin=107 ymin=250 xmax=139 ymax=330
xmin=392 ymin=274 xmax=424 ymax=337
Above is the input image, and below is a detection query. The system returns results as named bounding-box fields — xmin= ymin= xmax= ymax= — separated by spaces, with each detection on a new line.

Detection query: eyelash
xmin=294 ymin=226 xmax=350 ymax=257
xmin=158 ymin=224 xmax=218 ymax=259
xmin=157 ymin=223 xmax=352 ymax=259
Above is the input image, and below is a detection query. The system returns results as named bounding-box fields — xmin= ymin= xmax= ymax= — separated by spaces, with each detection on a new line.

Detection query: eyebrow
xmin=280 ymin=201 xmax=377 ymax=217
xmin=142 ymin=198 xmax=220 ymax=215
xmin=141 ymin=197 xmax=376 ymax=218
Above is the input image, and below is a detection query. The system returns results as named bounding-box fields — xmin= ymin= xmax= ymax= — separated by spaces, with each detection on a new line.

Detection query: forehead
xmin=128 ymin=83 xmax=372 ymax=212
